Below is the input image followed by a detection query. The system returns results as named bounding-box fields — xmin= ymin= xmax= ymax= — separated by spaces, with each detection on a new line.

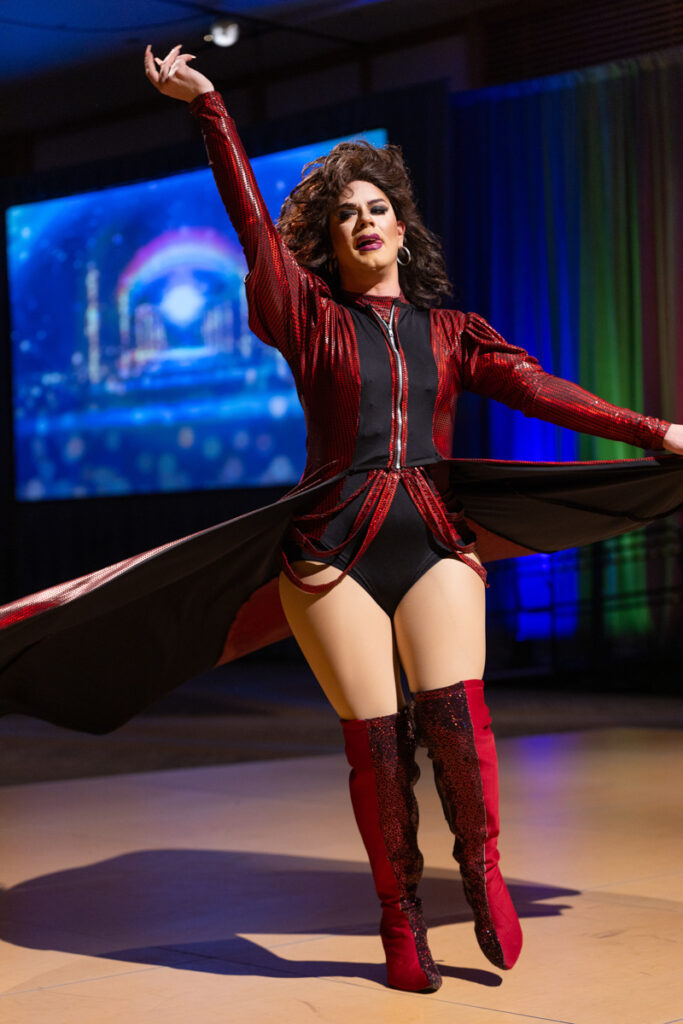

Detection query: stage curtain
xmin=450 ymin=47 xmax=682 ymax=640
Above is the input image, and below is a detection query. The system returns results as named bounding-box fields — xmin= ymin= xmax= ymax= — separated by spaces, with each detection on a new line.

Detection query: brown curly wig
xmin=277 ymin=139 xmax=452 ymax=308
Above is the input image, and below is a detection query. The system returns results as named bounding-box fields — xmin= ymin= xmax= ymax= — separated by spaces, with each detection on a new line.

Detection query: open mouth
xmin=356 ymin=236 xmax=382 ymax=251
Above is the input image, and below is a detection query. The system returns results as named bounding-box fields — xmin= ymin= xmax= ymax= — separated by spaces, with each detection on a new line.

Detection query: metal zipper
xmin=371 ymin=300 xmax=404 ymax=470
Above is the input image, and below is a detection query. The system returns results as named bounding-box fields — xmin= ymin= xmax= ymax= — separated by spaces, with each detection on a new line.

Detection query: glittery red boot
xmin=342 ymin=706 xmax=442 ymax=993
xmin=414 ymin=680 xmax=523 ymax=970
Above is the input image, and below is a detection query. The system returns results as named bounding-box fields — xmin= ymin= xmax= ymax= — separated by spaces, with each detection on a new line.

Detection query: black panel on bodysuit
xmin=346 ymin=303 xmax=440 ymax=471
xmin=281 ymin=300 xmax=455 ymax=615
xmin=395 ymin=305 xmax=440 ymax=467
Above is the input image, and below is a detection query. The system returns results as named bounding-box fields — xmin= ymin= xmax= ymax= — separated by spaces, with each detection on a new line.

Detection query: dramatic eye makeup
xmin=335 ymin=201 xmax=389 ymax=221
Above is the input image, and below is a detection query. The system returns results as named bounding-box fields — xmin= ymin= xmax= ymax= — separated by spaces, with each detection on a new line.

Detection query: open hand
xmin=144 ymin=44 xmax=214 ymax=102
xmin=662 ymin=423 xmax=683 ymax=455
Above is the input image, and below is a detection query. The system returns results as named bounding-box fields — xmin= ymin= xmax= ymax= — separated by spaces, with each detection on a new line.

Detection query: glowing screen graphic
xmin=7 ymin=128 xmax=387 ymax=500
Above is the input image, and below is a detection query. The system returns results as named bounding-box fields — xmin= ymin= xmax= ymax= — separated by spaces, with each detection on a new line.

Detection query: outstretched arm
xmin=144 ymin=45 xmax=324 ymax=361
xmin=458 ymin=312 xmax=679 ymax=452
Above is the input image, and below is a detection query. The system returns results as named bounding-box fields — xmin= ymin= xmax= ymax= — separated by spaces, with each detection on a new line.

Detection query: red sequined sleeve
xmin=189 ymin=90 xmax=324 ymax=360
xmin=459 ymin=312 xmax=669 ymax=449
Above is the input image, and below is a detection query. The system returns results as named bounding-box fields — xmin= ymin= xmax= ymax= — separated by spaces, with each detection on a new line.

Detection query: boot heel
xmin=381 ymin=904 xmax=441 ymax=992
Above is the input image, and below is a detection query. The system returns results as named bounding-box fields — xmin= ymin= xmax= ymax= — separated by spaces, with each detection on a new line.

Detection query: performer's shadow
xmin=0 ymin=849 xmax=577 ymax=987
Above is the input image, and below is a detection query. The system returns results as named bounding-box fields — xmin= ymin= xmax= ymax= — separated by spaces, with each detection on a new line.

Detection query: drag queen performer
xmin=139 ymin=46 xmax=683 ymax=993
xmin=0 ymin=44 xmax=681 ymax=995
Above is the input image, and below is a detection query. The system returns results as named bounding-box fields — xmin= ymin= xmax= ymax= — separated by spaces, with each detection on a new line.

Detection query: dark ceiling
xmin=0 ymin=0 xmax=505 ymax=83
xmin=2 ymin=0 xmax=680 ymax=143
xmin=1 ymin=0 xmax=523 ymax=142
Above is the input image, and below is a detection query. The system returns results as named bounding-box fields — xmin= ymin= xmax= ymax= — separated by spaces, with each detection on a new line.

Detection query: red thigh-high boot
xmin=414 ymin=680 xmax=522 ymax=970
xmin=341 ymin=706 xmax=442 ymax=993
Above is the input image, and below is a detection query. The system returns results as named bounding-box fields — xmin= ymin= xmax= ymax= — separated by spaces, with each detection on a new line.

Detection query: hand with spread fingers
xmin=144 ymin=44 xmax=214 ymax=102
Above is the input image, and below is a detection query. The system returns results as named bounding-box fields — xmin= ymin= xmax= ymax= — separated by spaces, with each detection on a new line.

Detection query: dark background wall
xmin=3 ymin=0 xmax=682 ymax=176
xmin=1 ymin=0 xmax=681 ymax=691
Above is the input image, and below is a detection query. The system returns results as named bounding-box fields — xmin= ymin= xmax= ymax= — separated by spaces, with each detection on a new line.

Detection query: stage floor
xmin=1 ymin=728 xmax=681 ymax=1024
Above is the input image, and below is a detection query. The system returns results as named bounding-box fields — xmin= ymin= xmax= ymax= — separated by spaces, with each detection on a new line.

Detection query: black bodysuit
xmin=283 ymin=469 xmax=459 ymax=616
xmin=283 ymin=292 xmax=479 ymax=616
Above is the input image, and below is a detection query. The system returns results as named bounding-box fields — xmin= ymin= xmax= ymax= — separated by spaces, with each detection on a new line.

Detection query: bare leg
xmin=393 ymin=554 xmax=486 ymax=693
xmin=278 ymin=560 xmax=440 ymax=992
xmin=394 ymin=554 xmax=523 ymax=970
xmin=278 ymin=561 xmax=402 ymax=719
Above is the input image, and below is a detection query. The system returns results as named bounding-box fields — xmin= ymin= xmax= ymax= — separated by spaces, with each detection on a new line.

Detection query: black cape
xmin=1 ymin=455 xmax=681 ymax=734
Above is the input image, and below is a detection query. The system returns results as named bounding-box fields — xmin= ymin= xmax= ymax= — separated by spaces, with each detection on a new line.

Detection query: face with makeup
xmin=328 ymin=180 xmax=406 ymax=296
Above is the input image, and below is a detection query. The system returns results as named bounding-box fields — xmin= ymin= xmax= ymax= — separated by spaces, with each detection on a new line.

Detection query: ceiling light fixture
xmin=204 ymin=19 xmax=240 ymax=48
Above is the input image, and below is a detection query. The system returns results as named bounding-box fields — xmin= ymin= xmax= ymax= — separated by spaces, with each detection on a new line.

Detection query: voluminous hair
xmin=277 ymin=139 xmax=452 ymax=308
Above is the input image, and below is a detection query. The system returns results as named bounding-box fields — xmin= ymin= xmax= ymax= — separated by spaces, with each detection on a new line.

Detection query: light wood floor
xmin=1 ymin=728 xmax=681 ymax=1024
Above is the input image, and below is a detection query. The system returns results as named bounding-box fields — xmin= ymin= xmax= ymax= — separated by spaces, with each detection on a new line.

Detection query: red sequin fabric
xmin=191 ymin=92 xmax=670 ymax=596
xmin=415 ymin=682 xmax=522 ymax=970
xmin=343 ymin=707 xmax=441 ymax=991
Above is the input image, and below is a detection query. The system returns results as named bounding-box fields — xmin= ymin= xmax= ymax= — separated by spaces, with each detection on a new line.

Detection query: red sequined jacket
xmin=190 ymin=91 xmax=669 ymax=590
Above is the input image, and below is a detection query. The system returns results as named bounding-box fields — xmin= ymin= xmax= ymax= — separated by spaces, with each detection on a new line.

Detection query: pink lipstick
xmin=356 ymin=234 xmax=382 ymax=251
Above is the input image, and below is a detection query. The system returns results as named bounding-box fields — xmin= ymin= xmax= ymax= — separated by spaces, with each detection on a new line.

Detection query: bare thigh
xmin=393 ymin=554 xmax=486 ymax=693
xmin=278 ymin=562 xmax=403 ymax=721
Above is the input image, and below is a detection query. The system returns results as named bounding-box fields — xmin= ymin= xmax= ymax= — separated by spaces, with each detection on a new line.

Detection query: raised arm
xmin=144 ymin=45 xmax=324 ymax=361
xmin=458 ymin=312 xmax=678 ymax=451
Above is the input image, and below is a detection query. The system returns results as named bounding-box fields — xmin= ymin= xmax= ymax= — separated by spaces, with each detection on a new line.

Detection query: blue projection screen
xmin=6 ymin=128 xmax=386 ymax=500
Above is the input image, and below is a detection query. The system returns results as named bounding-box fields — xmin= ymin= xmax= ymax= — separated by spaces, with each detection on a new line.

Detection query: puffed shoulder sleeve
xmin=458 ymin=312 xmax=670 ymax=449
xmin=190 ymin=91 xmax=326 ymax=361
